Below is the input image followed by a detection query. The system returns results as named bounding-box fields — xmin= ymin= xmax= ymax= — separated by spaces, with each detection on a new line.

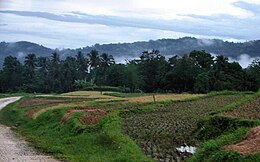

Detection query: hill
xmin=0 ymin=37 xmax=260 ymax=67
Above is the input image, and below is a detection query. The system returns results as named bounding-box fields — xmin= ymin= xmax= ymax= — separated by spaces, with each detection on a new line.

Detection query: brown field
xmin=223 ymin=97 xmax=260 ymax=120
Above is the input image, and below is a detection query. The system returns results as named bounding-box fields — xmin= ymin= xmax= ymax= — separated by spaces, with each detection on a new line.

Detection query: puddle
xmin=176 ymin=144 xmax=196 ymax=154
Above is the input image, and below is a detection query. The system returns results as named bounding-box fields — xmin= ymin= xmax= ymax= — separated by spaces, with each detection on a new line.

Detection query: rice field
xmin=10 ymin=91 xmax=251 ymax=161
xmin=122 ymin=94 xmax=245 ymax=161
xmin=223 ymin=97 xmax=260 ymax=120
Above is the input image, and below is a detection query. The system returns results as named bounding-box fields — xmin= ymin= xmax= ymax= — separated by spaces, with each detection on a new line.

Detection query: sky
xmin=0 ymin=0 xmax=260 ymax=49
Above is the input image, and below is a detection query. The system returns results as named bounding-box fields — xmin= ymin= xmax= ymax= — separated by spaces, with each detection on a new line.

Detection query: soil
xmin=224 ymin=97 xmax=260 ymax=120
xmin=0 ymin=97 xmax=59 ymax=162
xmin=225 ymin=126 xmax=260 ymax=154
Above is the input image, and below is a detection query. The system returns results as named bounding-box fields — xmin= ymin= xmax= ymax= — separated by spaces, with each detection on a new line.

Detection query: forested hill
xmin=1 ymin=37 xmax=260 ymax=67
xmin=0 ymin=41 xmax=52 ymax=68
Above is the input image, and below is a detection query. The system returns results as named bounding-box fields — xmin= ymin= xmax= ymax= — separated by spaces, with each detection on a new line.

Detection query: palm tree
xmin=76 ymin=51 xmax=88 ymax=80
xmin=100 ymin=53 xmax=115 ymax=70
xmin=24 ymin=53 xmax=37 ymax=80
xmin=87 ymin=50 xmax=100 ymax=71
xmin=49 ymin=51 xmax=61 ymax=91
xmin=87 ymin=50 xmax=100 ymax=84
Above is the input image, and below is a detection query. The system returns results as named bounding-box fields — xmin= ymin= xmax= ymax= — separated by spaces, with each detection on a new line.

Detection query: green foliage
xmin=189 ymin=128 xmax=260 ymax=162
xmin=83 ymin=86 xmax=127 ymax=92
xmin=74 ymin=79 xmax=95 ymax=90
xmin=0 ymin=50 xmax=259 ymax=93
xmin=194 ymin=72 xmax=210 ymax=93
xmin=138 ymin=50 xmax=169 ymax=92
xmin=247 ymin=58 xmax=260 ymax=90
xmin=195 ymin=116 xmax=256 ymax=140
xmin=1 ymin=56 xmax=24 ymax=92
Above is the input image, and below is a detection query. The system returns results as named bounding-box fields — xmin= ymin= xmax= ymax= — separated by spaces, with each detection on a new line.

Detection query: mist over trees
xmin=0 ymin=50 xmax=259 ymax=93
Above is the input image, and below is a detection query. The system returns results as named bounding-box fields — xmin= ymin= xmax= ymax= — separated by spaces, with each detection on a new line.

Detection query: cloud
xmin=1 ymin=8 xmax=260 ymax=41
xmin=233 ymin=1 xmax=260 ymax=15
xmin=229 ymin=54 xmax=259 ymax=68
xmin=1 ymin=1 xmax=260 ymax=48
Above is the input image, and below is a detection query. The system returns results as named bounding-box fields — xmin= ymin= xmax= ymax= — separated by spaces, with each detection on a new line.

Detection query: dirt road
xmin=0 ymin=97 xmax=59 ymax=162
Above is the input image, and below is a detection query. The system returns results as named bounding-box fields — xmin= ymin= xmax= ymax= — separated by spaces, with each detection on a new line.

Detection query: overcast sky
xmin=0 ymin=0 xmax=260 ymax=49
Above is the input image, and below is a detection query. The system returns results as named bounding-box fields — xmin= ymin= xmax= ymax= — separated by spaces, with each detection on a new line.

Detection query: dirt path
xmin=0 ymin=97 xmax=59 ymax=162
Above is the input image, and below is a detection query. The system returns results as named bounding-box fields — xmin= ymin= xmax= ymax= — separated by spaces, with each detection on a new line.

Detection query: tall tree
xmin=247 ymin=58 xmax=260 ymax=90
xmin=190 ymin=50 xmax=214 ymax=70
xmin=87 ymin=50 xmax=100 ymax=84
xmin=49 ymin=51 xmax=62 ymax=92
xmin=97 ymin=53 xmax=115 ymax=85
xmin=165 ymin=55 xmax=200 ymax=92
xmin=23 ymin=53 xmax=37 ymax=92
xmin=61 ymin=57 xmax=77 ymax=92
xmin=87 ymin=50 xmax=100 ymax=71
xmin=138 ymin=50 xmax=168 ymax=92
xmin=36 ymin=57 xmax=50 ymax=93
xmin=100 ymin=53 xmax=115 ymax=70
xmin=76 ymin=51 xmax=88 ymax=80
xmin=1 ymin=56 xmax=23 ymax=92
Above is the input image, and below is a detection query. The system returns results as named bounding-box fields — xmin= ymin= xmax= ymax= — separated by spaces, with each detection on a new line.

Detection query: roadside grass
xmin=0 ymin=98 xmax=152 ymax=161
xmin=0 ymin=93 xmax=31 ymax=98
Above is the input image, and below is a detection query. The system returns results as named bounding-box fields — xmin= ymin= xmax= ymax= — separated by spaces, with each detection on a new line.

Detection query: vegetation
xmin=0 ymin=91 xmax=259 ymax=161
xmin=0 ymin=43 xmax=259 ymax=161
xmin=0 ymin=91 xmax=204 ymax=161
xmin=190 ymin=92 xmax=260 ymax=161
xmin=122 ymin=94 xmax=246 ymax=161
xmin=0 ymin=50 xmax=259 ymax=94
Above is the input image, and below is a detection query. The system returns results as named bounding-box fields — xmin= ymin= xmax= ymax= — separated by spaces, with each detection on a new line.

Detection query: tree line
xmin=0 ymin=50 xmax=259 ymax=93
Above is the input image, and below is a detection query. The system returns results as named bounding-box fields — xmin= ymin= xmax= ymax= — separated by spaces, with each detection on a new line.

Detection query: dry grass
xmin=28 ymin=101 xmax=92 ymax=119
xmin=127 ymin=93 xmax=205 ymax=103
xmin=60 ymin=91 xmax=123 ymax=100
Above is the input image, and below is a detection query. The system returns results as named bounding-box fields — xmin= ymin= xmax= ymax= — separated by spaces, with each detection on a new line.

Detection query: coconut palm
xmin=100 ymin=53 xmax=115 ymax=70
xmin=87 ymin=50 xmax=100 ymax=71
xmin=24 ymin=53 xmax=37 ymax=80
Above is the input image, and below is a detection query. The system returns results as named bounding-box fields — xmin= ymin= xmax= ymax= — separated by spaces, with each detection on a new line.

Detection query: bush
xmin=195 ymin=116 xmax=256 ymax=140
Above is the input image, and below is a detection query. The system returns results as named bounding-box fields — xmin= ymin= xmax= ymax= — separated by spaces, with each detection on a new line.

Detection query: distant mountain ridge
xmin=0 ymin=37 xmax=260 ymax=67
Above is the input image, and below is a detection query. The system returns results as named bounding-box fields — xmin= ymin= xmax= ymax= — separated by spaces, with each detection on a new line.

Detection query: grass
xmin=0 ymin=98 xmax=151 ymax=161
xmin=0 ymin=90 xmax=259 ymax=161
xmin=0 ymin=92 xmax=31 ymax=98
xmin=126 ymin=93 xmax=205 ymax=103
